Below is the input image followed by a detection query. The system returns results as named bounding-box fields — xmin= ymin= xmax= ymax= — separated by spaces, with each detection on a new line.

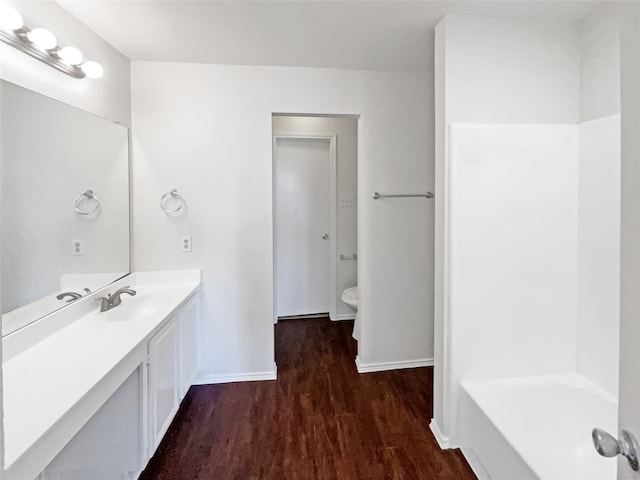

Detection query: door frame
xmin=272 ymin=134 xmax=337 ymax=324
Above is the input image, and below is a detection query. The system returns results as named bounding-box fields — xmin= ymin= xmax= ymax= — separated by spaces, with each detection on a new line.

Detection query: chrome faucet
xmin=98 ymin=286 xmax=137 ymax=312
xmin=56 ymin=291 xmax=83 ymax=302
xmin=57 ymin=287 xmax=92 ymax=303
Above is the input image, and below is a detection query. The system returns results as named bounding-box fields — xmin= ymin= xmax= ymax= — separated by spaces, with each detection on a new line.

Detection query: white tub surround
xmin=459 ymin=374 xmax=618 ymax=480
xmin=436 ymin=118 xmax=620 ymax=445
xmin=433 ymin=14 xmax=582 ymax=442
xmin=2 ymin=270 xmax=201 ymax=480
xmin=433 ymin=9 xmax=623 ymax=480
xmin=577 ymin=115 xmax=621 ymax=396
xmin=434 ymin=13 xmax=622 ymax=454
xmin=442 ymin=123 xmax=580 ymax=444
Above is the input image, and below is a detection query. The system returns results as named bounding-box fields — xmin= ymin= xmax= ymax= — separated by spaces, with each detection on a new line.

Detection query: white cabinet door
xmin=148 ymin=318 xmax=179 ymax=451
xmin=179 ymin=295 xmax=199 ymax=397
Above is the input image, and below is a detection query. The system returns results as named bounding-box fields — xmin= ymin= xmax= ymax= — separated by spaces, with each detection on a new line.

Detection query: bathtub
xmin=458 ymin=374 xmax=618 ymax=480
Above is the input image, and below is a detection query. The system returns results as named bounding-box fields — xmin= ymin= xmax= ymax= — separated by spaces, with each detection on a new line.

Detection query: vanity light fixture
xmin=81 ymin=60 xmax=104 ymax=79
xmin=0 ymin=3 xmax=23 ymax=31
xmin=0 ymin=4 xmax=103 ymax=79
xmin=27 ymin=27 xmax=57 ymax=50
xmin=58 ymin=46 xmax=83 ymax=65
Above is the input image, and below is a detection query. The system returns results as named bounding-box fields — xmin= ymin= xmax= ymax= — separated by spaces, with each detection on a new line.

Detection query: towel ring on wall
xmin=74 ymin=190 xmax=100 ymax=215
xmin=161 ymin=189 xmax=184 ymax=213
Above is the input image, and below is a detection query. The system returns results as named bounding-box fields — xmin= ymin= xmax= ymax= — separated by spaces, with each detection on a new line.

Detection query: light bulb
xmin=0 ymin=4 xmax=23 ymax=31
xmin=58 ymin=46 xmax=83 ymax=65
xmin=81 ymin=60 xmax=103 ymax=79
xmin=27 ymin=27 xmax=57 ymax=50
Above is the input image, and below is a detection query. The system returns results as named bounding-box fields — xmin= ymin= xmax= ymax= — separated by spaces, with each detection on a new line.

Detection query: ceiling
xmin=58 ymin=0 xmax=597 ymax=72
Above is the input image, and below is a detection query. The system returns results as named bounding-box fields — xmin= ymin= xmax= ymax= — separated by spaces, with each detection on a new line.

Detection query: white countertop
xmin=2 ymin=270 xmax=201 ymax=478
xmin=3 ymin=272 xmax=128 ymax=337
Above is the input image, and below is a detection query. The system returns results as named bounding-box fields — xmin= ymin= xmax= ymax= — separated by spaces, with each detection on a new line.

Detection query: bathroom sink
xmin=99 ymin=293 xmax=158 ymax=321
xmin=97 ymin=286 xmax=192 ymax=322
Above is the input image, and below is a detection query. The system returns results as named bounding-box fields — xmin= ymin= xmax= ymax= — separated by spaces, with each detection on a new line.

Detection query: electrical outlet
xmin=340 ymin=198 xmax=356 ymax=207
xmin=181 ymin=235 xmax=192 ymax=252
xmin=72 ymin=238 xmax=84 ymax=256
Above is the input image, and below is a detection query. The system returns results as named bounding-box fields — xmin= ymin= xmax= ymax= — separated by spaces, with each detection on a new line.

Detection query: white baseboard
xmin=355 ymin=356 xmax=433 ymax=373
xmin=193 ymin=363 xmax=277 ymax=385
xmin=460 ymin=447 xmax=491 ymax=480
xmin=429 ymin=418 xmax=455 ymax=449
xmin=330 ymin=313 xmax=356 ymax=321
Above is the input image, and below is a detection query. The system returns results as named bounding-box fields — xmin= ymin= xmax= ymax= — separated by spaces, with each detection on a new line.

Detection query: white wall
xmin=441 ymin=15 xmax=581 ymax=124
xmin=433 ymin=14 xmax=582 ymax=445
xmin=131 ymin=62 xmax=432 ymax=381
xmin=0 ymin=1 xmax=131 ymax=125
xmin=580 ymin=3 xmax=621 ymax=122
xmin=272 ymin=115 xmax=358 ymax=320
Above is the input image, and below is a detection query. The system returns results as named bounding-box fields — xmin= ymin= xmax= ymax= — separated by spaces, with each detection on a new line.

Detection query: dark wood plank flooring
xmin=140 ymin=318 xmax=476 ymax=479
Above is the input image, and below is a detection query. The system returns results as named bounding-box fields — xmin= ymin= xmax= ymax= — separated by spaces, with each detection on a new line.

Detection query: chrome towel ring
xmin=161 ymin=189 xmax=184 ymax=213
xmin=74 ymin=189 xmax=100 ymax=215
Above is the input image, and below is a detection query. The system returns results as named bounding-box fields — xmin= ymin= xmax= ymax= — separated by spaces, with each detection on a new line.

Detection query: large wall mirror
xmin=1 ymin=80 xmax=130 ymax=336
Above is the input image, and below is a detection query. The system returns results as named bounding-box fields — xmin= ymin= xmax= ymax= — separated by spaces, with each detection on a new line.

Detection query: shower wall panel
xmin=446 ymin=123 xmax=579 ymax=436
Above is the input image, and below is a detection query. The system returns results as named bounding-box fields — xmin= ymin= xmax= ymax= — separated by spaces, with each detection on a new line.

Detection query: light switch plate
xmin=181 ymin=235 xmax=192 ymax=252
xmin=72 ymin=238 xmax=84 ymax=256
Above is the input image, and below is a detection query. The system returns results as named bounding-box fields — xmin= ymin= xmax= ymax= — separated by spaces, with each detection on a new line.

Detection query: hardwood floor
xmin=140 ymin=318 xmax=476 ymax=479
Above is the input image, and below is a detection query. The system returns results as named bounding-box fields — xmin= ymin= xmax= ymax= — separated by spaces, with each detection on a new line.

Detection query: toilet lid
xmin=343 ymin=287 xmax=358 ymax=300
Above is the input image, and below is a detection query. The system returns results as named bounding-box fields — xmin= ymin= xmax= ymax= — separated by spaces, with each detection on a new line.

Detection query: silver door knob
xmin=593 ymin=428 xmax=640 ymax=471
xmin=321 ymin=233 xmax=329 ymax=240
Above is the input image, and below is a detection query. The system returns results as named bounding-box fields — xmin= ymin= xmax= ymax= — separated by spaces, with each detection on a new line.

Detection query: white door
xmin=617 ymin=202 xmax=640 ymax=480
xmin=617 ymin=30 xmax=640 ymax=479
xmin=617 ymin=138 xmax=640 ymax=479
xmin=608 ymin=9 xmax=640 ymax=480
xmin=275 ymin=137 xmax=330 ymax=317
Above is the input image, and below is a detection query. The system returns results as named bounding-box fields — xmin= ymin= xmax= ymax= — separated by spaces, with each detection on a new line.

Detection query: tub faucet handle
xmin=592 ymin=428 xmax=640 ymax=471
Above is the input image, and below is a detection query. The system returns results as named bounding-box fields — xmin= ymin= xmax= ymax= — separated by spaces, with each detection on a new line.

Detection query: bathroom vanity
xmin=0 ymin=78 xmax=189 ymax=479
xmin=2 ymin=270 xmax=201 ymax=480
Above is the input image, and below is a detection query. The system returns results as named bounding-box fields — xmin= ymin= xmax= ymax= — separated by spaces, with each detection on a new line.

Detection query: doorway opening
xmin=272 ymin=114 xmax=358 ymax=327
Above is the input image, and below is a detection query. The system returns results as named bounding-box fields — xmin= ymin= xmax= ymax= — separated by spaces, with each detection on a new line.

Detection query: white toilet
xmin=341 ymin=286 xmax=360 ymax=340
xmin=341 ymin=286 xmax=359 ymax=310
